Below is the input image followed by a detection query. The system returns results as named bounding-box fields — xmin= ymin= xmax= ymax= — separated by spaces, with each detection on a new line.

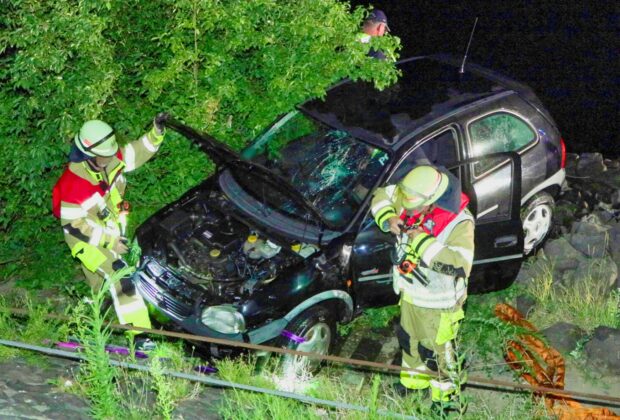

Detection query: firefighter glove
xmin=154 ymin=112 xmax=169 ymax=134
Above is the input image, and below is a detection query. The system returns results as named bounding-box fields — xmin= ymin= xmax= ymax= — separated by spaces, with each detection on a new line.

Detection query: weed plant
xmin=73 ymin=270 xmax=124 ymax=418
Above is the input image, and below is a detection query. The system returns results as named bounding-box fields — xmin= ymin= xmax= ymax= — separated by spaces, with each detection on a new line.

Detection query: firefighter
xmin=371 ymin=164 xmax=475 ymax=411
xmin=52 ymin=113 xmax=169 ymax=346
xmin=357 ymin=9 xmax=390 ymax=59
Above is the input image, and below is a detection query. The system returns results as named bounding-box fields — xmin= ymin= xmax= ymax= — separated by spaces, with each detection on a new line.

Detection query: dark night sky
xmin=351 ymin=1 xmax=619 ymax=157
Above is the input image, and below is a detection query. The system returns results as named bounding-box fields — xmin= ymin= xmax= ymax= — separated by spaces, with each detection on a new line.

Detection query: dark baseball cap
xmin=368 ymin=9 xmax=390 ymax=31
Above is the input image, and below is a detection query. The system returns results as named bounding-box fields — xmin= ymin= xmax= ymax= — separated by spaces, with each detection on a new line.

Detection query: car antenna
xmin=459 ymin=17 xmax=479 ymax=74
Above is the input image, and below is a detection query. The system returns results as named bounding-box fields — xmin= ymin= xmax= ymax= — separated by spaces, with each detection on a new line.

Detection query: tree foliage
xmin=0 ymin=0 xmax=400 ymax=287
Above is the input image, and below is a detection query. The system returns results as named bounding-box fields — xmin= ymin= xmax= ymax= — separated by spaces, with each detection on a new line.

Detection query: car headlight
xmin=201 ymin=305 xmax=246 ymax=334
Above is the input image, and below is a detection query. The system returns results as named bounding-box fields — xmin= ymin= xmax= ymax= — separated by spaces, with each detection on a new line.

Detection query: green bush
xmin=0 ymin=0 xmax=400 ymax=288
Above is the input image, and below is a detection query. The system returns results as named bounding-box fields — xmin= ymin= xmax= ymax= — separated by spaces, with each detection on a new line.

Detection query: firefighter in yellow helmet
xmin=52 ymin=113 xmax=169 ymax=348
xmin=371 ymin=164 xmax=475 ymax=413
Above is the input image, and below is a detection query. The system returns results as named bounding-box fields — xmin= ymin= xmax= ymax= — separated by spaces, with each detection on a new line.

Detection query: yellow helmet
xmin=399 ymin=165 xmax=449 ymax=209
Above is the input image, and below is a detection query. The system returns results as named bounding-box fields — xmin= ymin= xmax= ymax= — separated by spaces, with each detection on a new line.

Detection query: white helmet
xmin=74 ymin=120 xmax=117 ymax=157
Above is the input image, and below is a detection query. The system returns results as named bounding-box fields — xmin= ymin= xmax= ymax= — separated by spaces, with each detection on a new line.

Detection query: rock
xmin=571 ymin=218 xmax=611 ymax=235
xmin=608 ymin=223 xmax=620 ymax=262
xmin=543 ymin=237 xmax=586 ymax=271
xmin=514 ymin=258 xmax=555 ymax=286
xmin=604 ymin=159 xmax=620 ymax=170
xmin=541 ymin=322 xmax=587 ymax=354
xmin=577 ymin=153 xmax=606 ymax=177
xmin=585 ymin=327 xmax=620 ymax=375
xmin=561 ymin=256 xmax=618 ymax=294
xmin=516 ymin=295 xmax=536 ymax=316
xmin=568 ymin=233 xmax=608 ymax=258
xmin=610 ymin=190 xmax=620 ymax=208
xmin=593 ymin=209 xmax=616 ymax=224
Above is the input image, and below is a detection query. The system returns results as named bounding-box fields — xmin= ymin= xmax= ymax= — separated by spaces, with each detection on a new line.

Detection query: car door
xmin=350 ymin=127 xmax=462 ymax=308
xmin=461 ymin=108 xmax=532 ymax=292
xmin=350 ymin=125 xmax=525 ymax=304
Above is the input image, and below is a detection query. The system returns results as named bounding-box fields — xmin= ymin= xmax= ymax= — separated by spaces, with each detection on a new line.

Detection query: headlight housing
xmin=201 ymin=305 xmax=246 ymax=334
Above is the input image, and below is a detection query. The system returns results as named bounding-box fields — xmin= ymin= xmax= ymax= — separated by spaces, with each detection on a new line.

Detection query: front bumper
xmin=134 ymin=266 xmax=287 ymax=344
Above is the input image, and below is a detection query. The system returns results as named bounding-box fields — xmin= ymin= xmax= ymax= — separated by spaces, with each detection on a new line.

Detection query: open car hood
xmin=165 ymin=118 xmax=331 ymax=230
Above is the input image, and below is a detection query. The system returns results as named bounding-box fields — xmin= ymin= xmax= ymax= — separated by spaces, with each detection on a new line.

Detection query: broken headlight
xmin=201 ymin=305 xmax=246 ymax=334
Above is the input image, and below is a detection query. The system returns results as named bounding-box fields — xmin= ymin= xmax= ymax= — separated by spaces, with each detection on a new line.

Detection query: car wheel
xmin=521 ymin=192 xmax=554 ymax=255
xmin=278 ymin=305 xmax=336 ymax=378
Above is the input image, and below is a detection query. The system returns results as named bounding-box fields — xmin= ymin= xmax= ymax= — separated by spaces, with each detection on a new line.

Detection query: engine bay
xmin=141 ymin=190 xmax=317 ymax=302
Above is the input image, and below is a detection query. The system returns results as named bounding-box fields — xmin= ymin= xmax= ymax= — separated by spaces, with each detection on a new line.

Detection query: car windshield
xmin=239 ymin=112 xmax=389 ymax=228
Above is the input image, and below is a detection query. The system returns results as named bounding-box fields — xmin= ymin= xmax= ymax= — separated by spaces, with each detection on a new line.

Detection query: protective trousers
xmin=81 ymin=246 xmax=151 ymax=331
xmin=397 ymin=298 xmax=465 ymax=402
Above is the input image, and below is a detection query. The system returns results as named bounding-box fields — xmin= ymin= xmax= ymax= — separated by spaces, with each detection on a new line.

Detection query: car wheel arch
xmin=283 ymin=290 xmax=353 ymax=325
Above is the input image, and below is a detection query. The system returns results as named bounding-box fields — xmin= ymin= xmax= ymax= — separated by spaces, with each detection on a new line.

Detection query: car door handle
xmin=494 ymin=235 xmax=517 ymax=248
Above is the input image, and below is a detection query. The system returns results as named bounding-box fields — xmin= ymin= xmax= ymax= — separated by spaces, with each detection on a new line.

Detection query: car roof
xmin=300 ymin=54 xmax=542 ymax=150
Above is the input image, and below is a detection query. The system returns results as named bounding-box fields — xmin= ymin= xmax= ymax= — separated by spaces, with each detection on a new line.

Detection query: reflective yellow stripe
xmin=435 ymin=309 xmax=465 ymax=345
xmin=109 ymin=285 xmax=151 ymax=329
xmin=71 ymin=242 xmax=107 ymax=272
xmin=148 ymin=126 xmax=165 ymax=145
xmin=400 ymin=361 xmax=431 ymax=389
xmin=375 ymin=208 xmax=397 ymax=231
xmin=109 ymin=187 xmax=123 ymax=210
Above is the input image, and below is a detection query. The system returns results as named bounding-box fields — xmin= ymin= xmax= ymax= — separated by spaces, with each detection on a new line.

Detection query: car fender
xmin=521 ymin=168 xmax=565 ymax=204
xmin=247 ymin=290 xmax=353 ymax=344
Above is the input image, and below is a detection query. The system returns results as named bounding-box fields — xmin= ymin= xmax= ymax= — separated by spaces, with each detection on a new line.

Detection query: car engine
xmin=142 ymin=191 xmax=306 ymax=301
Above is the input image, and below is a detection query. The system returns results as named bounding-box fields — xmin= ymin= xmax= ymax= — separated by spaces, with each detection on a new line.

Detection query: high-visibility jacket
xmin=371 ymin=183 xmax=475 ymax=309
xmin=52 ymin=126 xmax=164 ymax=274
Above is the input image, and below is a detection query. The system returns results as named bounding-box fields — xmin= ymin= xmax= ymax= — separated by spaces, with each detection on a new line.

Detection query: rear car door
xmin=460 ymin=107 xmax=532 ymax=292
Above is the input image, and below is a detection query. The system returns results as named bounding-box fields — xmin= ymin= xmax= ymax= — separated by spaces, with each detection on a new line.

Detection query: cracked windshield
xmin=244 ymin=112 xmax=389 ymax=228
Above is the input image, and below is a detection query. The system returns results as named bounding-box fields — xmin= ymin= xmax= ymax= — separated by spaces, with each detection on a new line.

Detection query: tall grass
xmin=215 ymin=352 xmax=552 ymax=419
xmin=148 ymin=342 xmax=201 ymax=419
xmin=527 ymin=262 xmax=620 ymax=331
xmin=0 ymin=293 xmax=69 ymax=362
xmin=73 ymin=270 xmax=125 ymax=418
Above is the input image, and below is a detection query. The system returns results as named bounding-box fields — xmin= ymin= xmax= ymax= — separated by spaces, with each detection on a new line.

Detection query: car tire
xmin=278 ymin=305 xmax=336 ymax=378
xmin=521 ymin=192 xmax=554 ymax=255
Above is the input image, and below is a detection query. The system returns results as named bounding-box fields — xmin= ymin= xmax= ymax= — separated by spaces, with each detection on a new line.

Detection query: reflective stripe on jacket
xmin=52 ymin=127 xmax=164 ymax=273
xmin=371 ymin=184 xmax=475 ymax=309
xmin=394 ymin=207 xmax=474 ymax=308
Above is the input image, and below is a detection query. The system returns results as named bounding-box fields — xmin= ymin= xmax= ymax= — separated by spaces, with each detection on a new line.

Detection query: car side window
xmin=468 ymin=112 xmax=536 ymax=176
xmin=390 ymin=128 xmax=459 ymax=183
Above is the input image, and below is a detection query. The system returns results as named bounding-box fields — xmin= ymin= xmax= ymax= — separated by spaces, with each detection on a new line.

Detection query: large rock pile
xmin=517 ymin=152 xmax=620 ymax=375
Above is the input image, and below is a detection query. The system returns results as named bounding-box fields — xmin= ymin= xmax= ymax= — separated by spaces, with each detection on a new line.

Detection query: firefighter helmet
xmin=74 ymin=120 xmax=117 ymax=158
xmin=399 ymin=165 xmax=449 ymax=209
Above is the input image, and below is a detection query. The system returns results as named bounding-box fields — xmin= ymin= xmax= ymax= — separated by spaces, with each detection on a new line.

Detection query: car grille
xmin=135 ymin=271 xmax=193 ymax=321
